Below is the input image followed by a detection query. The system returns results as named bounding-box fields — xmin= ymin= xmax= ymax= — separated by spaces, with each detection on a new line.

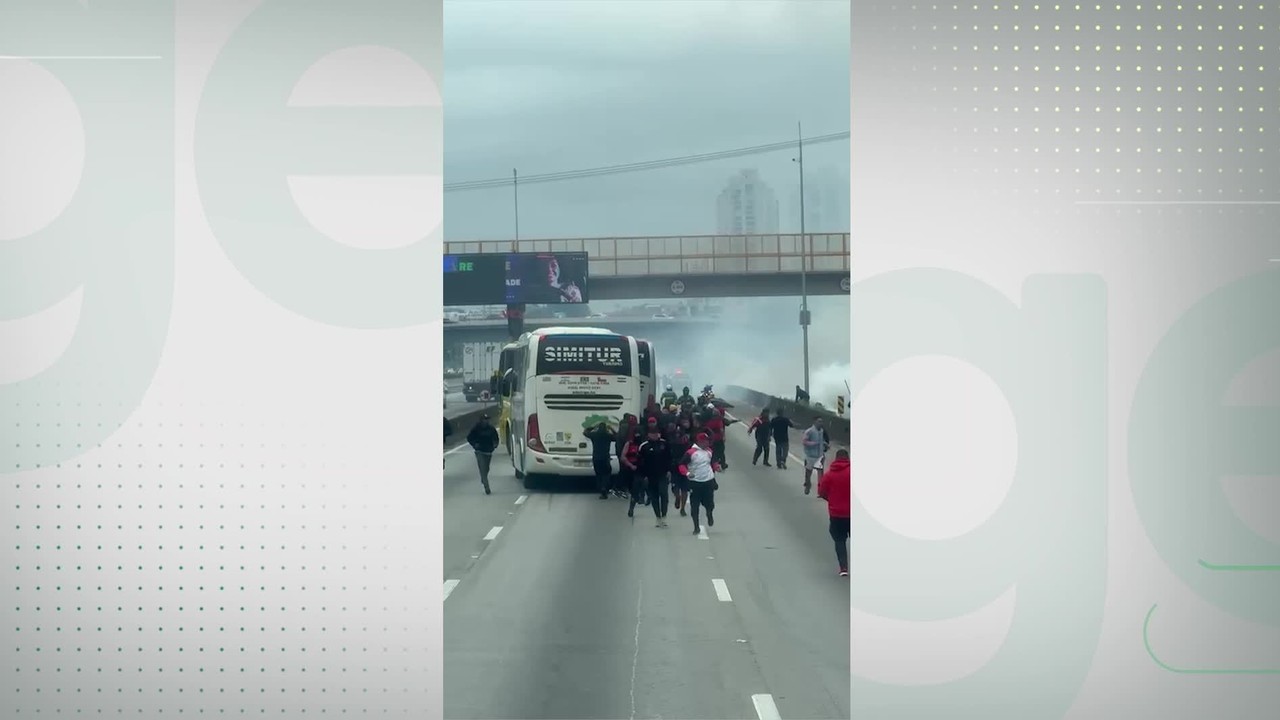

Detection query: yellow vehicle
xmin=496 ymin=341 xmax=519 ymax=454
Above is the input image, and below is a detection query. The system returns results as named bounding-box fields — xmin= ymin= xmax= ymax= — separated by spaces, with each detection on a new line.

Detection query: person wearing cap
xmin=636 ymin=417 xmax=674 ymax=527
xmin=466 ymin=414 xmax=500 ymax=495
xmin=679 ymin=432 xmax=721 ymax=535
xmin=817 ymin=448 xmax=852 ymax=576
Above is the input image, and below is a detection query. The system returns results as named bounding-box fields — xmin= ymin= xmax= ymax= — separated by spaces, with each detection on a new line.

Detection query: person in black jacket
xmin=582 ymin=421 xmax=617 ymax=499
xmin=466 ymin=414 xmax=500 ymax=495
xmin=747 ymin=409 xmax=773 ymax=466
xmin=635 ymin=419 xmax=673 ymax=527
xmin=769 ymin=408 xmax=796 ymax=470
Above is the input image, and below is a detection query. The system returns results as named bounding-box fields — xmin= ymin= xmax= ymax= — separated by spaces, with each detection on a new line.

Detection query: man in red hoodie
xmin=817 ymin=448 xmax=852 ymax=577
xmin=703 ymin=407 xmax=737 ymax=470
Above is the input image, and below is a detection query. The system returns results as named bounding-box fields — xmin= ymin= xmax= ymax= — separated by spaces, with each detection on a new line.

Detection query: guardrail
xmin=720 ymin=384 xmax=850 ymax=447
xmin=442 ymin=233 xmax=850 ymax=277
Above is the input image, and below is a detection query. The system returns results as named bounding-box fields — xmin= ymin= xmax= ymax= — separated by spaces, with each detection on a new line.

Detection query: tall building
xmin=789 ymin=165 xmax=850 ymax=233
xmin=716 ymin=169 xmax=780 ymax=235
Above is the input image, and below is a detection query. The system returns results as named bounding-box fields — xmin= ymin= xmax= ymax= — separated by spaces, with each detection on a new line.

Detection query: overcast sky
xmin=443 ymin=0 xmax=850 ymax=241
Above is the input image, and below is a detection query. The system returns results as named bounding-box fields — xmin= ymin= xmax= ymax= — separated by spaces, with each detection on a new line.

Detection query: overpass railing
xmin=442 ymin=233 xmax=850 ymax=277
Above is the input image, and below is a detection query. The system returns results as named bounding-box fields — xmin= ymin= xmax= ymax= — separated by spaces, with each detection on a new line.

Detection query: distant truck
xmin=460 ymin=342 xmax=501 ymax=402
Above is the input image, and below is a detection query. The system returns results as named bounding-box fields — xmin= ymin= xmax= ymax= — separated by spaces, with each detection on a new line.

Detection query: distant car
xmin=652 ymin=313 xmax=675 ymax=320
xmin=587 ymin=312 xmax=608 ymax=319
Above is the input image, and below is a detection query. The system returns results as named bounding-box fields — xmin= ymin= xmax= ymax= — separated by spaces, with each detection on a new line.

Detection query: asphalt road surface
xmin=442 ymin=420 xmax=851 ymax=720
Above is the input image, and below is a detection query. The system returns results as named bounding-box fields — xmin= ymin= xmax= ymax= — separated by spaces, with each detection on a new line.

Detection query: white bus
xmin=635 ymin=338 xmax=658 ymax=411
xmin=504 ymin=327 xmax=643 ymax=489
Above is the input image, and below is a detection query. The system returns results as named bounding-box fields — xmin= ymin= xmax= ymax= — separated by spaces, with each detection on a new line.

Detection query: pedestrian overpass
xmin=443 ymin=233 xmax=850 ymax=300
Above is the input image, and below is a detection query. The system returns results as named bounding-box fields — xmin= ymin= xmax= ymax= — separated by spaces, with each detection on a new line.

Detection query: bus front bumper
xmin=526 ymin=450 xmax=612 ymax=477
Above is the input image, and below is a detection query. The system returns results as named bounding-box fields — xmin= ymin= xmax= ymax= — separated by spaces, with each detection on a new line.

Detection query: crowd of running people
xmin=452 ymin=383 xmax=851 ymax=573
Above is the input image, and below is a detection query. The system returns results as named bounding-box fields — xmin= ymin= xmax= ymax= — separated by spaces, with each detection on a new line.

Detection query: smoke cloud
xmin=657 ymin=296 xmax=850 ymax=406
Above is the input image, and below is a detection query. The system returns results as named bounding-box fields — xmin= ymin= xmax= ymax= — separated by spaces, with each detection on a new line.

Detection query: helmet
xmin=665 ymin=385 xmax=673 ymax=391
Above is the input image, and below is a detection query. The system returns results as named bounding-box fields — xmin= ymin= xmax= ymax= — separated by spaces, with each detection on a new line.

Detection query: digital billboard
xmin=443 ymin=251 xmax=590 ymax=305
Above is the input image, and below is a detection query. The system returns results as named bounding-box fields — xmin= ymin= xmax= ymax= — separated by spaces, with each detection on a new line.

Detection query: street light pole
xmin=512 ymin=168 xmax=520 ymax=252
xmin=796 ymin=122 xmax=811 ymax=399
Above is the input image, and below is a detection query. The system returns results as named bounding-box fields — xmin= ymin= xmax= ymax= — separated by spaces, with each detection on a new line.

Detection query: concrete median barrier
xmin=720 ymin=384 xmax=850 ymax=447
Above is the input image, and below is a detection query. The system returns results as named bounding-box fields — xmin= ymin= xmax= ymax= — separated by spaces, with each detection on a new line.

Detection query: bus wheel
xmin=504 ymin=431 xmax=512 ymax=456
xmin=522 ymin=473 xmax=538 ymax=491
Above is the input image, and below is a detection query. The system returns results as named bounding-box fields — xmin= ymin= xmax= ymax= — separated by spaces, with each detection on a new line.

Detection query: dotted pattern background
xmin=856 ymin=3 xmax=1280 ymax=202
xmin=4 ymin=396 xmax=436 ymax=715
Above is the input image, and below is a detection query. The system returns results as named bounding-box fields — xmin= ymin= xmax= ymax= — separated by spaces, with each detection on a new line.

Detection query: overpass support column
xmin=505 ymin=303 xmax=526 ymax=339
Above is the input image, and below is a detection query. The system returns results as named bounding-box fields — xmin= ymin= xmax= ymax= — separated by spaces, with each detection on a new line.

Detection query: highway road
xmin=441 ymin=418 xmax=851 ymax=720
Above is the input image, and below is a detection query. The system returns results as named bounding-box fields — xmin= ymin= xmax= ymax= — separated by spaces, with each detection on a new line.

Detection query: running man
xmin=615 ymin=414 xmax=639 ymax=500
xmin=636 ymin=419 xmax=673 ymax=527
xmin=668 ymin=417 xmax=693 ymax=516
xmin=746 ymin=408 xmax=772 ymax=466
xmin=769 ymin=407 xmax=795 ymax=469
xmin=801 ymin=416 xmax=829 ymax=495
xmin=466 ymin=414 xmax=500 ymax=495
xmin=680 ymin=432 xmax=721 ymax=535
xmin=817 ymin=448 xmax=852 ymax=576
xmin=621 ymin=429 xmax=644 ymax=517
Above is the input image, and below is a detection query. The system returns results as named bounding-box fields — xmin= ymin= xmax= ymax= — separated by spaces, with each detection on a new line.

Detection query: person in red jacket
xmin=703 ymin=407 xmax=738 ymax=470
xmin=817 ymin=448 xmax=852 ymax=577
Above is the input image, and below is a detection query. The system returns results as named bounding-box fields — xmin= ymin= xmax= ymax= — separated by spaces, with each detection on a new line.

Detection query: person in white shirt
xmin=678 ymin=432 xmax=721 ymax=535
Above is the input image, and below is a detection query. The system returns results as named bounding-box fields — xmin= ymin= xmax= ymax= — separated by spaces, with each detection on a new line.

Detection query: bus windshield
xmin=535 ymin=334 xmax=634 ymax=376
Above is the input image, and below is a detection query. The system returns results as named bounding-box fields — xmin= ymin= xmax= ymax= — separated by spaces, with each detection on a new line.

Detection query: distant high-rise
xmin=790 ymin=166 xmax=850 ymax=233
xmin=716 ymin=169 xmax=780 ymax=235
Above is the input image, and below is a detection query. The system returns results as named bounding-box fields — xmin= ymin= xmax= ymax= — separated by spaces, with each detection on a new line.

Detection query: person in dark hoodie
xmin=817 ymin=448 xmax=852 ymax=576
xmin=746 ymin=408 xmax=773 ymax=467
xmin=636 ymin=418 xmax=673 ymax=527
xmin=769 ymin=407 xmax=796 ymax=470
xmin=667 ymin=417 xmax=693 ymax=516
xmin=620 ymin=424 xmax=646 ymax=517
xmin=466 ymin=414 xmax=500 ymax=495
xmin=615 ymin=414 xmax=640 ymax=500
xmin=583 ymin=420 xmax=617 ymax=499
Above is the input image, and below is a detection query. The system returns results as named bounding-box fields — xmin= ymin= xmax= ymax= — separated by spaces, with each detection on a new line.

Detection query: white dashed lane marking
xmin=751 ymin=693 xmax=782 ymax=720
xmin=483 ymin=526 xmax=503 ymax=541
xmin=514 ymin=495 xmax=528 ymax=505
xmin=711 ymin=578 xmax=733 ymax=602
xmin=443 ymin=579 xmax=460 ymax=601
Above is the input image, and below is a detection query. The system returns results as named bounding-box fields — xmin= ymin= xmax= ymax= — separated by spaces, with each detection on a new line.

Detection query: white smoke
xmin=659 ymin=296 xmax=849 ymax=406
